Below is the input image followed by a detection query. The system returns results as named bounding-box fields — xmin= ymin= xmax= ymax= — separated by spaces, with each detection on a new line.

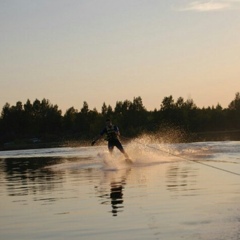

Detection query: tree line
xmin=0 ymin=93 xmax=240 ymax=147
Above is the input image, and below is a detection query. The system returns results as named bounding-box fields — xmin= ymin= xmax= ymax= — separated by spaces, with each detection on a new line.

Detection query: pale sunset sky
xmin=1 ymin=0 xmax=240 ymax=113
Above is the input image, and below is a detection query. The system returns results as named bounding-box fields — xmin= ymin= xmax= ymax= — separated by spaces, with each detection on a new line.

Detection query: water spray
xmin=122 ymin=135 xmax=240 ymax=177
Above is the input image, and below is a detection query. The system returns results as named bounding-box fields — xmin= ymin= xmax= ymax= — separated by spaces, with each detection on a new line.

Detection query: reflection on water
xmin=166 ymin=162 xmax=199 ymax=197
xmin=0 ymin=142 xmax=240 ymax=240
xmin=110 ymin=181 xmax=124 ymax=216
xmin=96 ymin=169 xmax=130 ymax=217
xmin=1 ymin=157 xmax=64 ymax=199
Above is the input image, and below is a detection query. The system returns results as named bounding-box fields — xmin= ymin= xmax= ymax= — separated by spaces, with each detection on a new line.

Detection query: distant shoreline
xmin=0 ymin=140 xmax=89 ymax=152
xmin=188 ymin=129 xmax=240 ymax=142
xmin=1 ymin=130 xmax=240 ymax=151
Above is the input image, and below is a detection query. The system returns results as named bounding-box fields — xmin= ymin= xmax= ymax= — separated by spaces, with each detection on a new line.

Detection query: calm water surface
xmin=0 ymin=141 xmax=240 ymax=240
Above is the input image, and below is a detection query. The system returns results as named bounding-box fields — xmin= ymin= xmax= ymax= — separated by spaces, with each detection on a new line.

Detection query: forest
xmin=0 ymin=92 xmax=240 ymax=150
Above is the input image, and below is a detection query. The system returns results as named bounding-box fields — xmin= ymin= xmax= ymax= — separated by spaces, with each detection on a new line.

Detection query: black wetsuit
xmin=100 ymin=125 xmax=125 ymax=153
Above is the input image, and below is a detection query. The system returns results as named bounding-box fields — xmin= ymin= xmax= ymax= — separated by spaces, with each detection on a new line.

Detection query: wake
xmin=98 ymin=136 xmax=181 ymax=171
xmin=45 ymin=134 xmax=221 ymax=172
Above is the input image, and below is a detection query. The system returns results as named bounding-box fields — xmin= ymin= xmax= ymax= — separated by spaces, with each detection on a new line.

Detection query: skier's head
xmin=105 ymin=118 xmax=112 ymax=126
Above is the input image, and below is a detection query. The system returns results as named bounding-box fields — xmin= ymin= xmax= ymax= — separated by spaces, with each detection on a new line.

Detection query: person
xmin=91 ymin=118 xmax=129 ymax=159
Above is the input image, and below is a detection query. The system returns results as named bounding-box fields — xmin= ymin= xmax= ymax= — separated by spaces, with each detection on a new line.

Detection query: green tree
xmin=75 ymin=101 xmax=91 ymax=138
xmin=227 ymin=92 xmax=240 ymax=129
xmin=101 ymin=102 xmax=107 ymax=115
xmin=161 ymin=95 xmax=174 ymax=110
xmin=63 ymin=107 xmax=78 ymax=127
xmin=81 ymin=101 xmax=89 ymax=114
xmin=228 ymin=92 xmax=240 ymax=110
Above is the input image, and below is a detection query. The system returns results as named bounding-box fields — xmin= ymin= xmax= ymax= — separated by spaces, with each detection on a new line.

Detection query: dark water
xmin=0 ymin=141 xmax=240 ymax=240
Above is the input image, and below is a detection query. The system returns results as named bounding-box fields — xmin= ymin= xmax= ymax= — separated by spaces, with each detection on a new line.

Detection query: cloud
xmin=176 ymin=0 xmax=236 ymax=12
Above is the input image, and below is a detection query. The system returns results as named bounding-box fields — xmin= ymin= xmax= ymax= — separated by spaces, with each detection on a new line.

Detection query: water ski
xmin=125 ymin=158 xmax=133 ymax=164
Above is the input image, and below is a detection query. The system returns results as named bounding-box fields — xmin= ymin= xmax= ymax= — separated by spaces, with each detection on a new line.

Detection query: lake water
xmin=0 ymin=139 xmax=240 ymax=240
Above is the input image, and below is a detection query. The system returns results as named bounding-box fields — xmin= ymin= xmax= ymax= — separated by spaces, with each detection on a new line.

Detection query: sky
xmin=1 ymin=0 xmax=240 ymax=113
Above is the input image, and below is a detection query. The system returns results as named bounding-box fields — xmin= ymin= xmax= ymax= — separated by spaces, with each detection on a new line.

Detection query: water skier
xmin=91 ymin=118 xmax=130 ymax=160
